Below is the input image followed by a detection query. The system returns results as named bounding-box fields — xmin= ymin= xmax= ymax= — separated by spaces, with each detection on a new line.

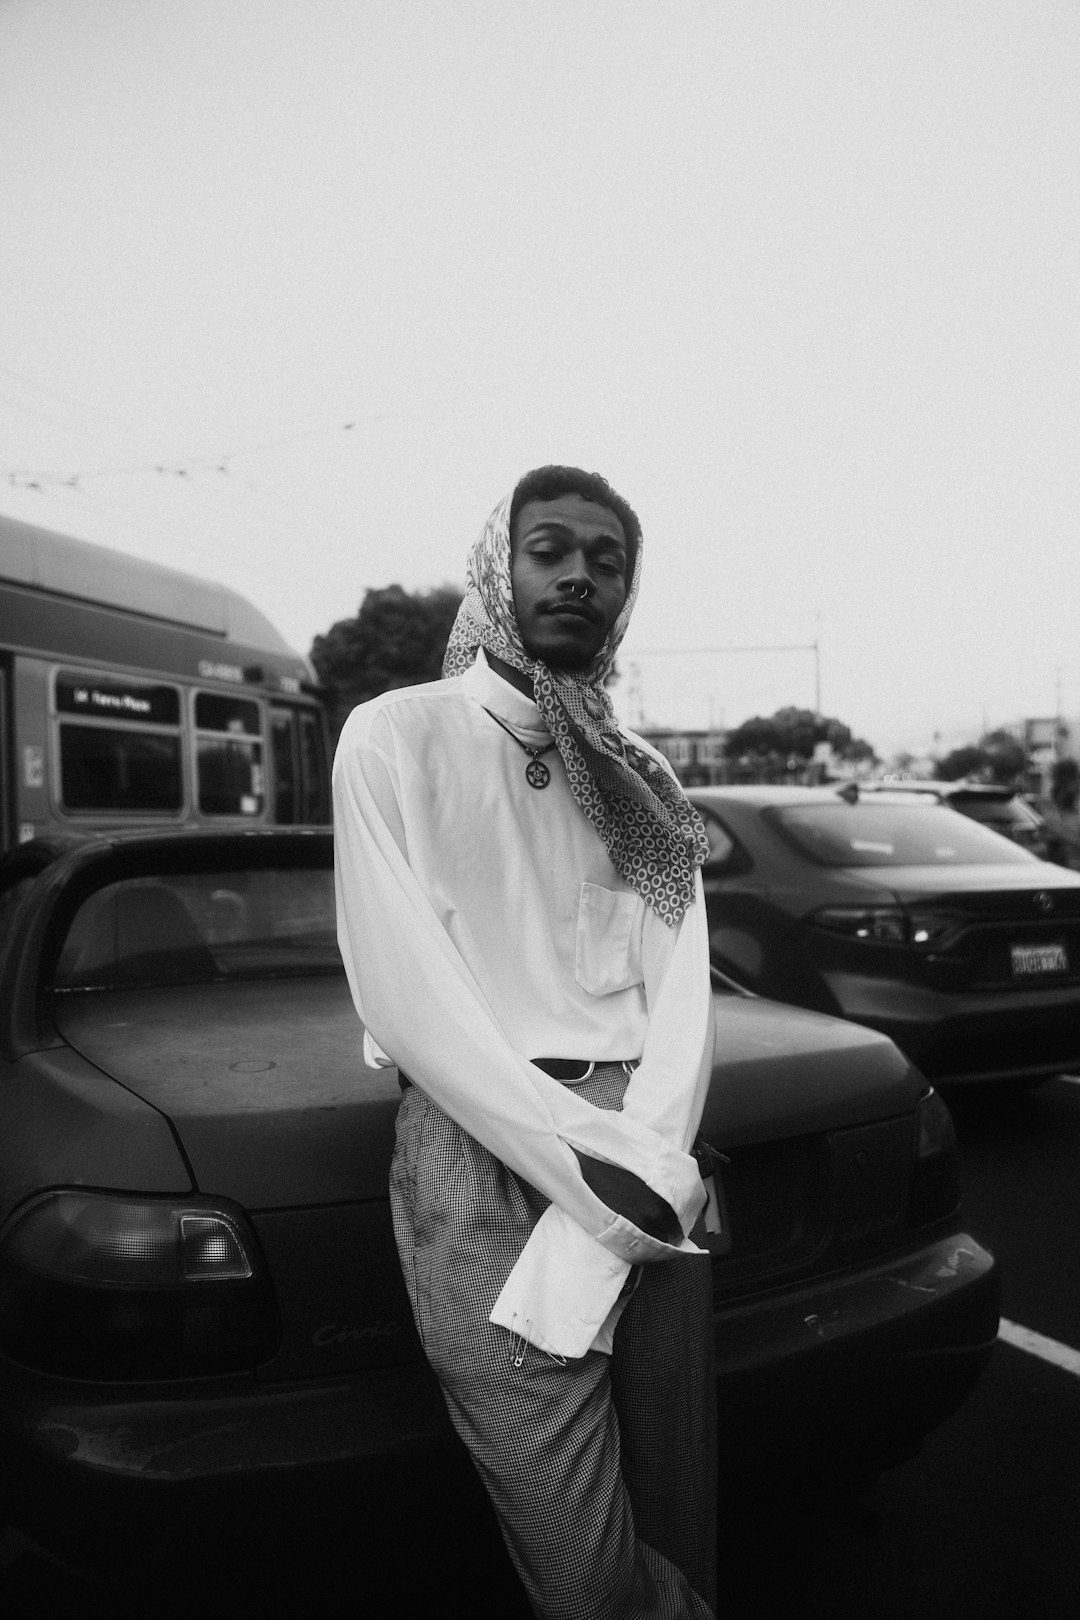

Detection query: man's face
xmin=510 ymin=493 xmax=629 ymax=670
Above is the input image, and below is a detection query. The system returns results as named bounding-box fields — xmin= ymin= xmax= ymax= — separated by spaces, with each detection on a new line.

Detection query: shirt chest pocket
xmin=575 ymin=882 xmax=646 ymax=998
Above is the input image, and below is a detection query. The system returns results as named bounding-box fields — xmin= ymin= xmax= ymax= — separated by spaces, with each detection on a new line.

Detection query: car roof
xmin=0 ymin=826 xmax=333 ymax=892
xmin=848 ymin=786 xmax=943 ymax=804
xmin=4 ymin=826 xmax=330 ymax=857
xmin=858 ymin=781 xmax=942 ymax=797
xmin=688 ymin=785 xmax=872 ymax=809
xmin=687 ymin=783 xmax=954 ymax=811
xmin=935 ymin=783 xmax=1023 ymax=803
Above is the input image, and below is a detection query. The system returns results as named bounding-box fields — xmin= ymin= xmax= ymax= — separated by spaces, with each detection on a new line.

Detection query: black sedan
xmin=0 ymin=829 xmax=998 ymax=1585
xmin=690 ymin=784 xmax=1080 ymax=1088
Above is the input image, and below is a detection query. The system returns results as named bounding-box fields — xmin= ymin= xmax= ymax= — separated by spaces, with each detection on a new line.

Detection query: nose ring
xmin=573 ymin=581 xmax=592 ymax=600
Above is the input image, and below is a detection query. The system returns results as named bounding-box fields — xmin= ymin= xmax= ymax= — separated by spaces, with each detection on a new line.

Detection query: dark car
xmin=859 ymin=781 xmax=1052 ymax=860
xmin=690 ymin=784 xmax=1080 ymax=1089
xmin=0 ymin=829 xmax=998 ymax=1582
xmin=939 ymin=784 xmax=1051 ymax=856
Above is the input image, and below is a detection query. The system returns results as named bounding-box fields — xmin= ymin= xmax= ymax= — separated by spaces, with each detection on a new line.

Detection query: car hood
xmin=56 ymin=975 xmax=922 ymax=1207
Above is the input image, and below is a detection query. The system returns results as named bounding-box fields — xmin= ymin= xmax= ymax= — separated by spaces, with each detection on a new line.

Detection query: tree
xmin=934 ymin=728 xmax=1028 ymax=787
xmin=723 ymin=707 xmax=878 ymax=780
xmin=935 ymin=745 xmax=988 ymax=783
xmin=980 ymin=728 xmax=1027 ymax=785
xmin=310 ymin=582 xmax=463 ymax=738
xmin=770 ymin=706 xmax=821 ymax=760
xmin=723 ymin=715 xmax=784 ymax=761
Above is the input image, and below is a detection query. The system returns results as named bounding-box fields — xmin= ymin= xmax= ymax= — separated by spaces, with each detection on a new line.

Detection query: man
xmin=334 ymin=466 xmax=718 ymax=1619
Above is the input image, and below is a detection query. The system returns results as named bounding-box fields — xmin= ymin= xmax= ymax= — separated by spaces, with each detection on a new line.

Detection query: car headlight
xmin=0 ymin=1190 xmax=280 ymax=1379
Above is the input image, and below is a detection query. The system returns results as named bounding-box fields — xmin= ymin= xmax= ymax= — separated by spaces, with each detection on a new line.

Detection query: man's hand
xmin=574 ymin=1152 xmax=683 ymax=1244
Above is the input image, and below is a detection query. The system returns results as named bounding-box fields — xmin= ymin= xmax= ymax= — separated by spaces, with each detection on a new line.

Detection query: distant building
xmin=1025 ymin=718 xmax=1058 ymax=751
xmin=636 ymin=728 xmax=729 ymax=785
xmin=635 ymin=726 xmax=839 ymax=787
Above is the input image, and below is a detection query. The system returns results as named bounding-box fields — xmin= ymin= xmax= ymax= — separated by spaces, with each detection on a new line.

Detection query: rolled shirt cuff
xmin=490 ymin=1201 xmax=707 ymax=1361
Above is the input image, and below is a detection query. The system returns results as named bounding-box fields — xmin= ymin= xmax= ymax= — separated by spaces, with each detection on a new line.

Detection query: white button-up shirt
xmin=333 ymin=650 xmax=714 ymax=1357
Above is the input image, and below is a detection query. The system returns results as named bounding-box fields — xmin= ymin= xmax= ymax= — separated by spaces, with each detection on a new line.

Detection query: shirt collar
xmin=463 ymin=648 xmax=550 ymax=737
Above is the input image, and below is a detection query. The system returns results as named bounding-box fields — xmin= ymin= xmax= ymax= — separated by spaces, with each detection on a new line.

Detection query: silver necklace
xmin=482 ymin=707 xmax=557 ymax=789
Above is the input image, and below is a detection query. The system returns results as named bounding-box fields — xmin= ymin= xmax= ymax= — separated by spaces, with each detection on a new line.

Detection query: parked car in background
xmin=857 ymin=781 xmax=1052 ymax=860
xmin=690 ymin=784 xmax=1080 ymax=1089
xmin=0 ymin=828 xmax=998 ymax=1580
xmin=937 ymin=784 xmax=1052 ymax=857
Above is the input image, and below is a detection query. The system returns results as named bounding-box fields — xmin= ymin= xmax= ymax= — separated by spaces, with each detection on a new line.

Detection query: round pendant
xmin=525 ymin=759 xmax=551 ymax=789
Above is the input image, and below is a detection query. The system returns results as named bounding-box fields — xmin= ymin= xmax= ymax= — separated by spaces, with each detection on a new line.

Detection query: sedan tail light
xmin=907 ymin=1088 xmax=959 ymax=1228
xmin=810 ymin=907 xmax=963 ymax=950
xmin=810 ymin=906 xmax=908 ymax=944
xmin=0 ymin=1191 xmax=280 ymax=1379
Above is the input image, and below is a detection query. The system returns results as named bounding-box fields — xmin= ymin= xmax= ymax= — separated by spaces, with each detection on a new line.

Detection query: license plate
xmin=1010 ymin=942 xmax=1069 ymax=978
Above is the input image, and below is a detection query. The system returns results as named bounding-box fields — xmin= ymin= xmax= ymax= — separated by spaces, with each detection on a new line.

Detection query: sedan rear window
xmin=948 ymin=795 xmax=1040 ymax=830
xmin=771 ymin=803 xmax=1037 ymax=868
xmin=54 ymin=868 xmax=340 ymax=989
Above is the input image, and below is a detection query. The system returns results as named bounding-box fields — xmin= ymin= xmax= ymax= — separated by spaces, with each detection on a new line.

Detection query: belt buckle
xmin=533 ymin=1057 xmax=595 ymax=1083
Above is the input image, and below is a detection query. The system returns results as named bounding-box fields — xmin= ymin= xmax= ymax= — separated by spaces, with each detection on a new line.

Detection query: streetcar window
xmin=271 ymin=708 xmax=298 ymax=822
xmin=194 ymin=693 xmax=261 ymax=735
xmin=270 ymin=706 xmax=330 ymax=824
xmin=299 ymin=710 xmax=329 ymax=823
xmin=271 ymin=708 xmax=300 ymax=822
xmin=196 ymin=738 xmax=264 ymax=815
xmin=60 ymin=726 xmax=183 ymax=812
xmin=195 ymin=689 xmax=264 ymax=816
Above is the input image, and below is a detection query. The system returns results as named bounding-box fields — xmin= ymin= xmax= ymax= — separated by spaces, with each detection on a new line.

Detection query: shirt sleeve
xmin=333 ymin=705 xmax=714 ymax=1357
xmin=489 ymin=874 xmax=715 ymax=1358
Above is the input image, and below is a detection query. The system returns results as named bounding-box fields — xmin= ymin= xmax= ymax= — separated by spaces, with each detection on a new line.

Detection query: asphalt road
xmin=4 ymin=1078 xmax=1079 ymax=1618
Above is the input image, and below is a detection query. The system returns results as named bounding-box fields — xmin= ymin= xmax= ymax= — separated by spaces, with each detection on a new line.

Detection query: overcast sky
xmin=2 ymin=0 xmax=1077 ymax=759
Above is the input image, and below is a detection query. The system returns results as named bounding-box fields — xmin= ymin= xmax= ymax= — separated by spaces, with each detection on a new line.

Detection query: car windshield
xmin=770 ymin=803 xmax=1038 ymax=868
xmin=53 ymin=867 xmax=341 ymax=990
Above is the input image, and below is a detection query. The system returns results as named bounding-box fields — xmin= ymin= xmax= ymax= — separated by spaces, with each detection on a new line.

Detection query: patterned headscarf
xmin=443 ymin=482 xmax=710 ymax=925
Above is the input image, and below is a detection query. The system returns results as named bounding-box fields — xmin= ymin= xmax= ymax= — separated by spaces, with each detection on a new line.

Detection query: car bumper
xmin=0 ymin=1234 xmax=998 ymax=1571
xmin=822 ymin=970 xmax=1080 ymax=1083
xmin=0 ymin=1355 xmax=463 ymax=1576
xmin=712 ymin=1232 xmax=1000 ymax=1501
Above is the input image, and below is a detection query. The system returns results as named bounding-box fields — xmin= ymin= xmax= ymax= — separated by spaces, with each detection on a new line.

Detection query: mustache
xmin=542 ymin=598 xmax=601 ymax=624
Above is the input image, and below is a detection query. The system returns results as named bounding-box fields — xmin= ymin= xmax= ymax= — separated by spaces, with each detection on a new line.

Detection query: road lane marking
xmin=999 ymin=1318 xmax=1080 ymax=1378
xmin=1054 ymin=1074 xmax=1080 ymax=1087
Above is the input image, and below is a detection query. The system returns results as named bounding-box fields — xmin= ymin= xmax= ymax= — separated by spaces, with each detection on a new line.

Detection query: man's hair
xmin=509 ymin=465 xmax=641 ymax=581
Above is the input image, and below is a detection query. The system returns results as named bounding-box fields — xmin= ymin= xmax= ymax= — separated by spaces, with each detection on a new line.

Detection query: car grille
xmin=708 ymin=1115 xmax=915 ymax=1300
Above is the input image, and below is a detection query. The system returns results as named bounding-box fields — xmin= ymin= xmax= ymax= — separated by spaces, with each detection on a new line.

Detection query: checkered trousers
xmin=389 ymin=1063 xmax=718 ymax=1620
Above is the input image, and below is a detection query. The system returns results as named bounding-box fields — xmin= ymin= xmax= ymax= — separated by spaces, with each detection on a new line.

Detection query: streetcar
xmin=0 ymin=512 xmax=330 ymax=852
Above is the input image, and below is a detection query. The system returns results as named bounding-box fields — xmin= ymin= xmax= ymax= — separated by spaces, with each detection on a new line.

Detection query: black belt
xmin=398 ymin=1057 xmax=633 ymax=1092
xmin=533 ymin=1057 xmax=596 ymax=1082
